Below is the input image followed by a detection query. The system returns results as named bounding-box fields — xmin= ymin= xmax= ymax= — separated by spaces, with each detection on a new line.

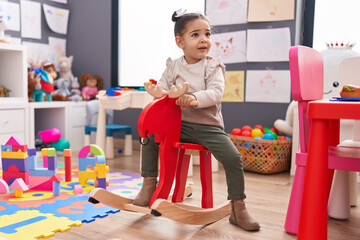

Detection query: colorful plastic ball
xmin=286 ymin=136 xmax=291 ymax=139
xmin=231 ymin=128 xmax=242 ymax=136
xmin=270 ymin=127 xmax=279 ymax=135
xmin=264 ymin=127 xmax=270 ymax=131
xmin=253 ymin=124 xmax=265 ymax=133
xmin=251 ymin=128 xmax=264 ymax=138
xmin=262 ymin=133 xmax=274 ymax=140
xmin=254 ymin=136 xmax=262 ymax=139
xmin=240 ymin=130 xmax=252 ymax=137
xmin=277 ymin=136 xmax=287 ymax=140
xmin=242 ymin=125 xmax=252 ymax=132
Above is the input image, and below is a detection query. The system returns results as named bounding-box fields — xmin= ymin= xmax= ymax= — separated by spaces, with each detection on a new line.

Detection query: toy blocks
xmin=78 ymin=144 xmax=108 ymax=189
xmin=1 ymin=136 xmax=29 ymax=185
xmin=29 ymin=148 xmax=57 ymax=177
xmin=64 ymin=149 xmax=72 ymax=182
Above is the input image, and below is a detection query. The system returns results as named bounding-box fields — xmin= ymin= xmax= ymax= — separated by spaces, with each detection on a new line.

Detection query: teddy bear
xmin=51 ymin=78 xmax=71 ymax=101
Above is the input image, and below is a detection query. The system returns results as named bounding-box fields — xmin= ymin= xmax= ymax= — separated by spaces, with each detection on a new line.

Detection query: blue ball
xmin=254 ymin=136 xmax=262 ymax=139
xmin=262 ymin=133 xmax=274 ymax=140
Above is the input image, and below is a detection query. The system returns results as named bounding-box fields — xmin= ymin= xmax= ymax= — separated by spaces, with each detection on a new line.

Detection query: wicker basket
xmin=229 ymin=134 xmax=292 ymax=174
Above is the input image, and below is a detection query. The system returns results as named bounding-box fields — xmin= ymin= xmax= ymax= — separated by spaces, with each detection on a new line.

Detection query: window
xmin=312 ymin=0 xmax=360 ymax=52
xmin=117 ymin=0 xmax=205 ymax=87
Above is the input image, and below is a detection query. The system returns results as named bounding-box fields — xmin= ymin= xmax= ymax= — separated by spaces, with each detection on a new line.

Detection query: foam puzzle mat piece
xmin=0 ymin=201 xmax=22 ymax=216
xmin=0 ymin=209 xmax=82 ymax=240
xmin=32 ymin=196 xmax=120 ymax=223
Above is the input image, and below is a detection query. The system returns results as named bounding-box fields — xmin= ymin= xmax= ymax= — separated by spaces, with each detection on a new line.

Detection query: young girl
xmin=134 ymin=10 xmax=260 ymax=231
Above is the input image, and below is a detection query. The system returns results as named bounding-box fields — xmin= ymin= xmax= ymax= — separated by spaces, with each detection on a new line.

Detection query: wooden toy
xmin=89 ymin=82 xmax=230 ymax=225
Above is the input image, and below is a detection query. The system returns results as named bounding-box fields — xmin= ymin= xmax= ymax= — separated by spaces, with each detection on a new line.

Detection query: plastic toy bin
xmin=229 ymin=134 xmax=292 ymax=174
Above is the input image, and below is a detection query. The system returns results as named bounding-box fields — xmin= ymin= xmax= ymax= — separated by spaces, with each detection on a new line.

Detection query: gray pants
xmin=141 ymin=121 xmax=246 ymax=200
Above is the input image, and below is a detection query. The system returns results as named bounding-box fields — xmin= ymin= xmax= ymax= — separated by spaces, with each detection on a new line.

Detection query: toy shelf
xmin=0 ymin=43 xmax=27 ymax=103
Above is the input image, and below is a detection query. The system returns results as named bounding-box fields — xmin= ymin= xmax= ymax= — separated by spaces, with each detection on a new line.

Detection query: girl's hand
xmin=176 ymin=94 xmax=198 ymax=108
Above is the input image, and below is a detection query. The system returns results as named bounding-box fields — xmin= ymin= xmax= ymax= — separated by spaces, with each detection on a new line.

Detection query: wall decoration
xmin=0 ymin=1 xmax=20 ymax=31
xmin=245 ymin=70 xmax=291 ymax=103
xmin=247 ymin=0 xmax=295 ymax=22
xmin=222 ymin=71 xmax=244 ymax=102
xmin=246 ymin=27 xmax=291 ymax=62
xmin=20 ymin=0 xmax=41 ymax=39
xmin=208 ymin=31 xmax=246 ymax=64
xmin=43 ymin=4 xmax=69 ymax=35
xmin=206 ymin=0 xmax=248 ymax=26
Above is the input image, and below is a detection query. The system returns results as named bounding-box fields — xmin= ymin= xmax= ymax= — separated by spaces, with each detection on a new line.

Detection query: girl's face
xmin=87 ymin=78 xmax=97 ymax=87
xmin=176 ymin=18 xmax=212 ymax=64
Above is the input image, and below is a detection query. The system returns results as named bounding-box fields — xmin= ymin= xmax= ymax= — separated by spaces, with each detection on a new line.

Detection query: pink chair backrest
xmin=289 ymin=46 xmax=324 ymax=152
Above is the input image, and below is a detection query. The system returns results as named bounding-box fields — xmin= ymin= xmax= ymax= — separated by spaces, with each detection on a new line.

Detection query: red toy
xmin=241 ymin=125 xmax=252 ymax=132
xmin=253 ymin=124 xmax=265 ymax=133
xmin=231 ymin=128 xmax=242 ymax=136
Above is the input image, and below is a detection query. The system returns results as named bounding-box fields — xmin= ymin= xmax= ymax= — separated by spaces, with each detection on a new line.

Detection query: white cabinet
xmin=0 ymin=44 xmax=28 ymax=144
xmin=0 ymin=103 xmax=29 ymax=144
xmin=29 ymin=101 xmax=86 ymax=151
xmin=0 ymin=43 xmax=86 ymax=151
xmin=0 ymin=43 xmax=27 ymax=103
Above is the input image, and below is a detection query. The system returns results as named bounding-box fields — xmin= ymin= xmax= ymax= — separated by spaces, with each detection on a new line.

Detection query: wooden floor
xmin=50 ymin=149 xmax=360 ymax=240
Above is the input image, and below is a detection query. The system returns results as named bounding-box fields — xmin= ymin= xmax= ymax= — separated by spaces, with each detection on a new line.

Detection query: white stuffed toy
xmin=59 ymin=56 xmax=76 ymax=89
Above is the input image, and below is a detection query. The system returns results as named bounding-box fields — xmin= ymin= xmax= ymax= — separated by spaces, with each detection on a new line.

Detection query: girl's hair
xmin=171 ymin=11 xmax=210 ymax=36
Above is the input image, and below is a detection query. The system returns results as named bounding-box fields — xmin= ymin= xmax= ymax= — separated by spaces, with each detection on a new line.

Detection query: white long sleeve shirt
xmin=158 ymin=55 xmax=226 ymax=129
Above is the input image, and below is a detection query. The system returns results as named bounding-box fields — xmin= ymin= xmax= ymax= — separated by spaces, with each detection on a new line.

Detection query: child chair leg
xmin=124 ymin=134 xmax=132 ymax=156
xmin=105 ymin=136 xmax=114 ymax=159
xmin=84 ymin=134 xmax=91 ymax=146
xmin=172 ymin=150 xmax=191 ymax=203
xmin=328 ymin=170 xmax=350 ymax=219
xmin=200 ymin=151 xmax=213 ymax=208
xmin=350 ymin=171 xmax=358 ymax=207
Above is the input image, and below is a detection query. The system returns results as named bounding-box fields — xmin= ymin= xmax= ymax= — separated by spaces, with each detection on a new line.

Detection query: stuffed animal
xmin=68 ymin=77 xmax=83 ymax=102
xmin=52 ymin=78 xmax=71 ymax=101
xmin=58 ymin=56 xmax=76 ymax=89
xmin=28 ymin=71 xmax=41 ymax=102
xmin=79 ymin=73 xmax=103 ymax=100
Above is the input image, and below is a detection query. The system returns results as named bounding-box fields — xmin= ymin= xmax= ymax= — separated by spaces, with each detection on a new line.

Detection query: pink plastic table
xmin=298 ymin=99 xmax=360 ymax=240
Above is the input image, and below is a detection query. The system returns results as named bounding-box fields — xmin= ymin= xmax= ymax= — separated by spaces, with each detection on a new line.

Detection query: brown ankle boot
xmin=133 ymin=177 xmax=157 ymax=206
xmin=229 ymin=200 xmax=260 ymax=231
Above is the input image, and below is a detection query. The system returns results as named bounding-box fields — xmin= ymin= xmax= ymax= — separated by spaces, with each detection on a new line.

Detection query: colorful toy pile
xmin=231 ymin=124 xmax=291 ymax=141
xmin=0 ymin=135 xmax=143 ymax=239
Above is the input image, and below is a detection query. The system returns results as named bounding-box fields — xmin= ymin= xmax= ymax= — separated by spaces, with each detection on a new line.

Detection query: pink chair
xmin=284 ymin=45 xmax=324 ymax=234
xmin=284 ymin=46 xmax=360 ymax=235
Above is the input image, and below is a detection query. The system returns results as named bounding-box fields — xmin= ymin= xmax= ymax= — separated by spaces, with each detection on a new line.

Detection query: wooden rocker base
xmin=88 ymin=187 xmax=231 ymax=225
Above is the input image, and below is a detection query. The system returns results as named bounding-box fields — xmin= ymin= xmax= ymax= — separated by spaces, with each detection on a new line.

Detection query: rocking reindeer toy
xmin=89 ymin=82 xmax=230 ymax=225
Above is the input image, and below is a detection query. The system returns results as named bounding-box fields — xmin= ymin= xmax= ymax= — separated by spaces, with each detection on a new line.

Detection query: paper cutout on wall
xmin=206 ymin=0 xmax=248 ymax=26
xmin=247 ymin=0 xmax=295 ymax=22
xmin=245 ymin=70 xmax=291 ymax=103
xmin=0 ymin=1 xmax=20 ymax=31
xmin=222 ymin=71 xmax=244 ymax=102
xmin=208 ymin=31 xmax=246 ymax=64
xmin=246 ymin=27 xmax=291 ymax=62
xmin=49 ymin=37 xmax=66 ymax=71
xmin=21 ymin=1 xmax=41 ymax=39
xmin=22 ymin=41 xmax=50 ymax=66
xmin=43 ymin=4 xmax=69 ymax=35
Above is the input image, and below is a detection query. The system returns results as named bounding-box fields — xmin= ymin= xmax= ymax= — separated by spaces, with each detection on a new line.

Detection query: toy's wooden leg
xmin=200 ymin=151 xmax=213 ymax=208
xmin=172 ymin=150 xmax=190 ymax=203
xmin=150 ymin=141 xmax=178 ymax=207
